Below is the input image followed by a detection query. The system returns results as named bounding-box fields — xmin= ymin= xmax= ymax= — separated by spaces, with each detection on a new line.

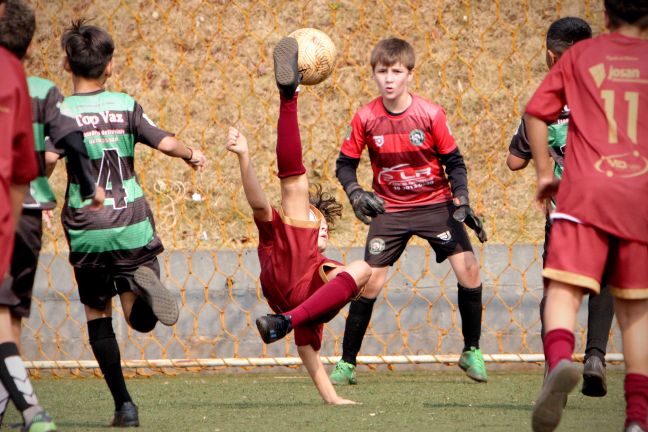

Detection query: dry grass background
xmin=26 ymin=0 xmax=606 ymax=252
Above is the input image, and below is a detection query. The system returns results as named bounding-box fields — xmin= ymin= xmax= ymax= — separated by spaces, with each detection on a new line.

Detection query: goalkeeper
xmin=332 ymin=37 xmax=488 ymax=386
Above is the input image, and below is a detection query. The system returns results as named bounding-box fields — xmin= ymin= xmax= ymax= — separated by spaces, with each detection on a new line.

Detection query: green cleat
xmin=329 ymin=360 xmax=357 ymax=385
xmin=459 ymin=347 xmax=488 ymax=383
xmin=22 ymin=410 xmax=57 ymax=432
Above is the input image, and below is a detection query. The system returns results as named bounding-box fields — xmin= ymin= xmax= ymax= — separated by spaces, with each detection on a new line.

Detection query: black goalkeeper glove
xmin=348 ymin=188 xmax=385 ymax=225
xmin=453 ymin=196 xmax=488 ymax=243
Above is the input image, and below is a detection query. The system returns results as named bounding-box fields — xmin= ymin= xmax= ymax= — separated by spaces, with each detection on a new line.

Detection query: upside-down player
xmin=507 ymin=16 xmax=615 ymax=398
xmin=57 ymin=19 xmax=206 ymax=427
xmin=525 ymin=1 xmax=648 ymax=431
xmin=226 ymin=36 xmax=371 ymax=404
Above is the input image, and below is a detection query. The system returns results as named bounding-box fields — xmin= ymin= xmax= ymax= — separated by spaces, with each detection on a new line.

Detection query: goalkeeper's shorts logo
xmin=436 ymin=230 xmax=452 ymax=242
xmin=368 ymin=237 xmax=386 ymax=255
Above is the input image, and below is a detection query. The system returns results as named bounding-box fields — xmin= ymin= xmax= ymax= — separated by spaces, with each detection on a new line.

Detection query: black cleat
xmin=531 ymin=359 xmax=580 ymax=432
xmin=273 ymin=37 xmax=300 ymax=99
xmin=256 ymin=314 xmax=292 ymax=343
xmin=582 ymin=355 xmax=607 ymax=397
xmin=111 ymin=402 xmax=139 ymax=428
xmin=133 ymin=267 xmax=179 ymax=326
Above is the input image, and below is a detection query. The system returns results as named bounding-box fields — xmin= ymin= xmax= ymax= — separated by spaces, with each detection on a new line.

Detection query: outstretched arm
xmin=226 ymin=127 xmax=272 ymax=222
xmin=297 ymin=345 xmax=358 ymax=405
xmin=157 ymin=136 xmax=207 ymax=170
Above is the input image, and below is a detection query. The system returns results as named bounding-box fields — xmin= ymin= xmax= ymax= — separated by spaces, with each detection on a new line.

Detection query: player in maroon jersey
xmin=226 ymin=36 xmax=371 ymax=404
xmin=332 ymin=37 xmax=488 ymax=385
xmin=525 ymin=2 xmax=648 ymax=431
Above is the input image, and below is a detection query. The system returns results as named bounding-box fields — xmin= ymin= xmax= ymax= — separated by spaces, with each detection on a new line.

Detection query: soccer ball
xmin=288 ymin=28 xmax=337 ymax=85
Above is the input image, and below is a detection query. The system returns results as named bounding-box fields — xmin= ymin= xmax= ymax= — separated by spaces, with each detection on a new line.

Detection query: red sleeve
xmin=431 ymin=108 xmax=457 ymax=155
xmin=339 ymin=111 xmax=366 ymax=158
xmin=11 ymin=68 xmax=38 ymax=185
xmin=525 ymin=52 xmax=569 ymax=123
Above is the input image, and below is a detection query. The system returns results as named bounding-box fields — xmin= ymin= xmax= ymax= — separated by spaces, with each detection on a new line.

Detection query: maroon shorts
xmin=256 ymin=207 xmax=341 ymax=350
xmin=544 ymin=219 xmax=648 ymax=299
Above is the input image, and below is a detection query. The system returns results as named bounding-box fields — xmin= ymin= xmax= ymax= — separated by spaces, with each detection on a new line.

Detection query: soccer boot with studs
xmin=21 ymin=408 xmax=57 ymax=432
xmin=111 ymin=402 xmax=139 ymax=428
xmin=273 ymin=37 xmax=300 ymax=100
xmin=581 ymin=355 xmax=607 ymax=397
xmin=256 ymin=314 xmax=292 ymax=344
xmin=329 ymin=360 xmax=357 ymax=386
xmin=458 ymin=347 xmax=488 ymax=383
xmin=531 ymin=359 xmax=580 ymax=432
xmin=133 ymin=266 xmax=179 ymax=326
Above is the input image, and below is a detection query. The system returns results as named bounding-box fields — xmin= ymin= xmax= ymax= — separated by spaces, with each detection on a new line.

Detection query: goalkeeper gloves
xmin=453 ymin=196 xmax=488 ymax=243
xmin=348 ymin=188 xmax=385 ymax=225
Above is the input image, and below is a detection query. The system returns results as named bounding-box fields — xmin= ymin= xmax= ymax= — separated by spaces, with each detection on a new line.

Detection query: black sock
xmin=88 ymin=318 xmax=132 ymax=410
xmin=0 ymin=342 xmax=38 ymax=418
xmin=341 ymin=296 xmax=376 ymax=366
xmin=458 ymin=284 xmax=482 ymax=351
xmin=585 ymin=284 xmax=615 ymax=364
xmin=129 ymin=297 xmax=158 ymax=333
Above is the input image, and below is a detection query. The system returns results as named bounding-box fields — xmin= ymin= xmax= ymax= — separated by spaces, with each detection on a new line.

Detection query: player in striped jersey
xmin=331 ymin=38 xmax=488 ymax=386
xmin=507 ymin=17 xmax=614 ymax=398
xmin=58 ymin=20 xmax=206 ymax=427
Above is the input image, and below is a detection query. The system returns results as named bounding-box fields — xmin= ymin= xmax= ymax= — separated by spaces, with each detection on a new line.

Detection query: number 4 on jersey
xmin=97 ymin=148 xmax=128 ymax=209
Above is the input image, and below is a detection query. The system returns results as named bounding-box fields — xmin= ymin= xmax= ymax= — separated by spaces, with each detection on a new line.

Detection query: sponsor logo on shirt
xmin=409 ymin=129 xmax=425 ymax=146
xmin=75 ymin=111 xmax=124 ymax=128
xmin=377 ymin=163 xmax=434 ymax=191
xmin=608 ymin=66 xmax=641 ymax=81
xmin=368 ymin=237 xmax=386 ymax=255
xmin=595 ymin=151 xmax=648 ymax=178
xmin=373 ymin=135 xmax=384 ymax=147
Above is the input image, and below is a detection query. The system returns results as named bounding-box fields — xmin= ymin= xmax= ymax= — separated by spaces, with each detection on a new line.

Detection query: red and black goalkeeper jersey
xmin=341 ymin=94 xmax=457 ymax=211
xmin=526 ymin=32 xmax=648 ymax=244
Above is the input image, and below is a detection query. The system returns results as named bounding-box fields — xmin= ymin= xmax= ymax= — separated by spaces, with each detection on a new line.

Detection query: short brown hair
xmin=0 ymin=0 xmax=35 ymax=59
xmin=309 ymin=184 xmax=343 ymax=227
xmin=605 ymin=0 xmax=648 ymax=30
xmin=370 ymin=38 xmax=415 ymax=71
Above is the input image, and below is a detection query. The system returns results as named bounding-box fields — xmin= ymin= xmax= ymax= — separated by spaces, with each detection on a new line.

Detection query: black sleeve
xmin=58 ymin=131 xmax=96 ymax=199
xmin=335 ymin=152 xmax=362 ymax=196
xmin=131 ymin=102 xmax=173 ymax=148
xmin=43 ymin=86 xmax=78 ymax=145
xmin=438 ymin=148 xmax=469 ymax=200
xmin=508 ymin=117 xmax=532 ymax=160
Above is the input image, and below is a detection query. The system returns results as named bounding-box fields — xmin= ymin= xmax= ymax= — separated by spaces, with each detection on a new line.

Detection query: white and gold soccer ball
xmin=288 ymin=28 xmax=337 ymax=86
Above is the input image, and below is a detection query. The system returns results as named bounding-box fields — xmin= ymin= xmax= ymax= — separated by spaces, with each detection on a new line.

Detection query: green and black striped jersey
xmin=59 ymin=89 xmax=171 ymax=267
xmin=25 ymin=77 xmax=78 ymax=210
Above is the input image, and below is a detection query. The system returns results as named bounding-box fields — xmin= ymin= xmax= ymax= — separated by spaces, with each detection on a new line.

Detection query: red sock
xmin=543 ymin=328 xmax=574 ymax=371
xmin=625 ymin=373 xmax=648 ymax=430
xmin=286 ymin=272 xmax=358 ymax=327
xmin=276 ymin=93 xmax=306 ymax=178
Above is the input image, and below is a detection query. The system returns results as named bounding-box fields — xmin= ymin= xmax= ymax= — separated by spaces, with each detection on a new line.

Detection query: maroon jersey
xmin=341 ymin=94 xmax=457 ymax=211
xmin=526 ymin=33 xmax=648 ymax=244
xmin=0 ymin=47 xmax=38 ymax=277
xmin=255 ymin=206 xmax=341 ymax=349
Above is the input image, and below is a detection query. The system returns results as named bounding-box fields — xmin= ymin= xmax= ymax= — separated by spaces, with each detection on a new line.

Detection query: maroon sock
xmin=286 ymin=272 xmax=358 ymax=327
xmin=276 ymin=93 xmax=306 ymax=178
xmin=625 ymin=373 xmax=648 ymax=430
xmin=543 ymin=328 xmax=574 ymax=372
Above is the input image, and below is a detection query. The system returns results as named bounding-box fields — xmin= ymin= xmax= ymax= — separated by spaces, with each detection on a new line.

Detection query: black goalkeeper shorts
xmin=0 ymin=210 xmax=43 ymax=318
xmin=364 ymin=201 xmax=473 ymax=267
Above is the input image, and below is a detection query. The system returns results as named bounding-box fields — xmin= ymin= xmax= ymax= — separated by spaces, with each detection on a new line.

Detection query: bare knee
xmin=344 ymin=260 xmax=372 ymax=288
xmin=453 ymin=253 xmax=481 ymax=287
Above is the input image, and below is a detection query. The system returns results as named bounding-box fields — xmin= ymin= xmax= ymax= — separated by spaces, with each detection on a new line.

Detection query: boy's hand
xmin=226 ymin=127 xmax=248 ymax=156
xmin=329 ymin=397 xmax=360 ymax=405
xmin=536 ymin=175 xmax=560 ymax=211
xmin=348 ymin=188 xmax=385 ymax=225
xmin=88 ymin=186 xmax=105 ymax=211
xmin=184 ymin=148 xmax=207 ymax=170
xmin=453 ymin=196 xmax=487 ymax=243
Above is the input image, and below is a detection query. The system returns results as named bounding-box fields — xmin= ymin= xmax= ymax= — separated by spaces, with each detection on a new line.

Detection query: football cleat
xmin=21 ymin=409 xmax=57 ymax=432
xmin=531 ymin=359 xmax=580 ymax=432
xmin=273 ymin=37 xmax=300 ymax=100
xmin=133 ymin=266 xmax=179 ymax=326
xmin=111 ymin=402 xmax=139 ymax=428
xmin=626 ymin=422 xmax=647 ymax=432
xmin=458 ymin=347 xmax=488 ymax=383
xmin=329 ymin=360 xmax=357 ymax=385
xmin=255 ymin=314 xmax=292 ymax=344
xmin=581 ymin=355 xmax=607 ymax=397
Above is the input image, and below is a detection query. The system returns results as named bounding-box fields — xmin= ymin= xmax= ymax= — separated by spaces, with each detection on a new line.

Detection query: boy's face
xmin=317 ymin=219 xmax=329 ymax=253
xmin=373 ymin=62 xmax=413 ymax=103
